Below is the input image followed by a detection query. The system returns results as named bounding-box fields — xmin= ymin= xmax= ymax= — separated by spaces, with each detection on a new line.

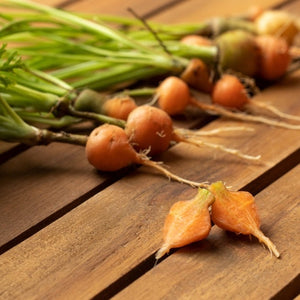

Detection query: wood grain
xmin=152 ymin=0 xmax=284 ymax=23
xmin=0 ymin=143 xmax=107 ymax=247
xmin=0 ymin=68 xmax=299 ymax=297
xmin=65 ymin=0 xmax=181 ymax=16
xmin=114 ymin=165 xmax=300 ymax=300
xmin=0 ymin=0 xmax=299 ymax=299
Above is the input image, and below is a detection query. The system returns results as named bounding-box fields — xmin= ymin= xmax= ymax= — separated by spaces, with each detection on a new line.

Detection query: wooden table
xmin=0 ymin=0 xmax=299 ymax=299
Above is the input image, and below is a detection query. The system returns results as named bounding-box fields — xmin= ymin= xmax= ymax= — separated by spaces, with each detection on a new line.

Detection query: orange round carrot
xmin=209 ymin=181 xmax=280 ymax=258
xmin=156 ymin=188 xmax=215 ymax=260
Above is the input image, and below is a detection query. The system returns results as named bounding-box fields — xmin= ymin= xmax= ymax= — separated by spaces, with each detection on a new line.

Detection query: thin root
xmin=175 ymin=133 xmax=261 ymax=162
xmin=253 ymin=229 xmax=280 ymax=258
xmin=155 ymin=243 xmax=170 ymax=260
xmin=140 ymin=156 xmax=209 ymax=188
xmin=249 ymin=101 xmax=300 ymax=122
xmin=190 ymin=98 xmax=300 ymax=130
xmin=174 ymin=126 xmax=254 ymax=137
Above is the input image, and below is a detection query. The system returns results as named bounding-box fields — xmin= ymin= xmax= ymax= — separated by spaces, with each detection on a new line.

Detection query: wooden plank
xmin=151 ymin=0 xmax=285 ymax=23
xmin=65 ymin=0 xmax=180 ymax=16
xmin=0 ymin=143 xmax=108 ymax=248
xmin=31 ymin=0 xmax=68 ymax=6
xmin=114 ymin=165 xmax=300 ymax=300
xmin=0 ymin=66 xmax=299 ymax=298
xmin=0 ymin=141 xmax=18 ymax=154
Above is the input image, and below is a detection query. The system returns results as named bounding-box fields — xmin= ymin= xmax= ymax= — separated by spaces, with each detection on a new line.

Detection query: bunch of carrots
xmin=0 ymin=1 xmax=299 ymax=259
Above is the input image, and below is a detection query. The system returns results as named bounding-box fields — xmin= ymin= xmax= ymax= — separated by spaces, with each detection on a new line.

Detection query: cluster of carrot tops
xmin=1 ymin=0 xmax=299 ymax=258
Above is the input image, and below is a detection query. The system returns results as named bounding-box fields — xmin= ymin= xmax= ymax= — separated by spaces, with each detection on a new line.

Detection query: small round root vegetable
xmin=180 ymin=58 xmax=214 ymax=93
xmin=255 ymin=10 xmax=299 ymax=45
xmin=86 ymin=124 xmax=207 ymax=187
xmin=102 ymin=96 xmax=137 ymax=120
xmin=216 ymin=30 xmax=260 ymax=77
xmin=211 ymin=74 xmax=249 ymax=109
xmin=255 ymin=35 xmax=291 ymax=81
xmin=125 ymin=104 xmax=260 ymax=162
xmin=86 ymin=124 xmax=141 ymax=172
xmin=209 ymin=181 xmax=280 ymax=258
xmin=211 ymin=74 xmax=300 ymax=122
xmin=180 ymin=35 xmax=213 ymax=47
xmin=125 ymin=105 xmax=174 ymax=156
xmin=156 ymin=188 xmax=215 ymax=260
xmin=157 ymin=76 xmax=191 ymax=116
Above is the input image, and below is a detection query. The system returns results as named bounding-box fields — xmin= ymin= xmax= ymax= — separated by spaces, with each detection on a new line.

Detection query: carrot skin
xmin=209 ymin=181 xmax=280 ymax=258
xmin=156 ymin=188 xmax=215 ymax=260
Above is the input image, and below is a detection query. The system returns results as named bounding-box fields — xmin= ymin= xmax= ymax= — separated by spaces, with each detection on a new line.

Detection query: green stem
xmin=28 ymin=68 xmax=73 ymax=92
xmin=6 ymin=0 xmax=167 ymax=56
xmin=50 ymin=61 xmax=114 ymax=79
xmin=34 ymin=33 xmax=187 ymax=71
xmin=71 ymin=65 xmax=168 ymax=90
xmin=16 ymin=110 xmax=81 ymax=128
xmin=123 ymin=87 xmax=157 ymax=97
xmin=0 ymin=95 xmax=40 ymax=144
xmin=1 ymin=83 xmax=59 ymax=111
xmin=67 ymin=105 xmax=126 ymax=128
xmin=37 ymin=129 xmax=87 ymax=146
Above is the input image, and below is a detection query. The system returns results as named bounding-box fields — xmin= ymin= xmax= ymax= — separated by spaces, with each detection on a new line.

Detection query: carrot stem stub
xmin=209 ymin=181 xmax=280 ymax=258
xmin=156 ymin=188 xmax=215 ymax=260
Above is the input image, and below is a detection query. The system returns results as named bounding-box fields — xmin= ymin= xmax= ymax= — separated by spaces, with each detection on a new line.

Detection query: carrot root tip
xmin=155 ymin=244 xmax=170 ymax=260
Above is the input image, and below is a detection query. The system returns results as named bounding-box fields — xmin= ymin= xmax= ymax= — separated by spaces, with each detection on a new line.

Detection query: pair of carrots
xmin=156 ymin=181 xmax=280 ymax=260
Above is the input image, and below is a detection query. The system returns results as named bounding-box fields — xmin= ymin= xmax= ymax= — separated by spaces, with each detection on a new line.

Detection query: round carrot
xmin=125 ymin=105 xmax=174 ymax=156
xmin=156 ymin=188 xmax=215 ymax=260
xmin=157 ymin=76 xmax=191 ymax=116
xmin=210 ymin=73 xmax=300 ymax=122
xmin=255 ymin=35 xmax=291 ymax=81
xmin=211 ymin=74 xmax=249 ymax=109
xmin=125 ymin=105 xmax=261 ymax=161
xmin=102 ymin=96 xmax=137 ymax=120
xmin=180 ymin=58 xmax=214 ymax=93
xmin=86 ymin=123 xmax=141 ymax=171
